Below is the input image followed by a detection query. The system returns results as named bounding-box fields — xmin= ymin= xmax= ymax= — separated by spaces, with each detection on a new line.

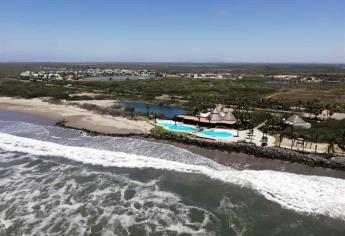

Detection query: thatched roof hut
xmin=210 ymin=112 xmax=223 ymax=121
xmin=285 ymin=114 xmax=311 ymax=128
xmin=222 ymin=111 xmax=237 ymax=121
xmin=178 ymin=104 xmax=237 ymax=126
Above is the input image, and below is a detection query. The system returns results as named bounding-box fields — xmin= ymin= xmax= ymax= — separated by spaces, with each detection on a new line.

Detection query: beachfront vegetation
xmin=232 ymin=110 xmax=268 ymax=130
xmin=280 ymin=119 xmax=345 ymax=145
xmin=1 ymin=76 xmax=345 ymax=114
xmin=0 ymin=79 xmax=72 ymax=99
xmin=46 ymin=77 xmax=345 ymax=112
xmin=4 ymin=77 xmax=345 ymax=114
xmin=1 ymin=62 xmax=345 ymax=114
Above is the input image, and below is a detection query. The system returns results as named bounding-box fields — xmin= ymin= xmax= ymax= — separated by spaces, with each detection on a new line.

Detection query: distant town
xmin=20 ymin=68 xmax=156 ymax=80
xmin=19 ymin=66 xmax=344 ymax=83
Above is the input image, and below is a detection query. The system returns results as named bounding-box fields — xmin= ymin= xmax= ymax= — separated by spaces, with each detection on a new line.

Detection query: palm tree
xmin=290 ymin=126 xmax=295 ymax=150
xmin=325 ymin=103 xmax=331 ymax=114
xmin=126 ymin=107 xmax=135 ymax=119
xmin=207 ymin=115 xmax=211 ymax=124
xmin=266 ymin=113 xmax=272 ymax=124
xmin=290 ymin=126 xmax=294 ymax=139
xmin=297 ymin=100 xmax=302 ymax=111
xmin=146 ymin=104 xmax=150 ymax=118
xmin=192 ymin=107 xmax=200 ymax=117
xmin=342 ymin=130 xmax=345 ymax=155
xmin=173 ymin=115 xmax=177 ymax=125
xmin=327 ymin=135 xmax=336 ymax=156
xmin=301 ymin=135 xmax=305 ymax=153
xmin=196 ymin=114 xmax=201 ymax=123
xmin=341 ymin=130 xmax=345 ymax=155
xmin=279 ymin=133 xmax=283 ymax=147
xmin=314 ymin=133 xmax=319 ymax=154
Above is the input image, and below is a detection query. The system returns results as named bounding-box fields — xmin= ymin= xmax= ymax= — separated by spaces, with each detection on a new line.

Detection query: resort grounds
xmin=1 ymin=95 xmax=343 ymax=159
xmin=1 ymin=65 xmax=345 ymax=160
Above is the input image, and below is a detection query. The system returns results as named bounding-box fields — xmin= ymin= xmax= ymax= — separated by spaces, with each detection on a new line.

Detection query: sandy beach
xmin=0 ymin=97 xmax=153 ymax=135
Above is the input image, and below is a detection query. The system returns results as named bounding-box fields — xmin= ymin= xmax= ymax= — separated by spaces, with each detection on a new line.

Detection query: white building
xmin=20 ymin=71 xmax=32 ymax=79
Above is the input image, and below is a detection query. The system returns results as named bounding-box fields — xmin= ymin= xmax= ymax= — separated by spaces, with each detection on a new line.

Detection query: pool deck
xmin=155 ymin=120 xmax=276 ymax=147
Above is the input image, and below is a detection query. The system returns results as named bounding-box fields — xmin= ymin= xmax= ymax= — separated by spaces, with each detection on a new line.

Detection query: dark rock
xmin=147 ymin=129 xmax=345 ymax=171
xmin=55 ymin=120 xmax=345 ymax=171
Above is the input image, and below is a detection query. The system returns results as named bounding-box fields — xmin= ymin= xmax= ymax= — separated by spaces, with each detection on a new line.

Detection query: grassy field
xmin=268 ymin=82 xmax=345 ymax=104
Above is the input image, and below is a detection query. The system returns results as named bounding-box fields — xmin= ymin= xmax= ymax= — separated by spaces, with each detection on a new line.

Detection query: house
xmin=315 ymin=109 xmax=331 ymax=121
xmin=20 ymin=71 xmax=32 ymax=79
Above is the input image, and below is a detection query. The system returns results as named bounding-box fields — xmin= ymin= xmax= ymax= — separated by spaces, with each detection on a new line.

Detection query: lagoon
xmin=120 ymin=101 xmax=188 ymax=118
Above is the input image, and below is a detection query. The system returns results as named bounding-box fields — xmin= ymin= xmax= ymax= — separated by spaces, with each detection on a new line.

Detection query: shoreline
xmin=0 ymin=97 xmax=153 ymax=135
xmin=1 ymin=97 xmax=345 ymax=177
xmin=56 ymin=119 xmax=345 ymax=179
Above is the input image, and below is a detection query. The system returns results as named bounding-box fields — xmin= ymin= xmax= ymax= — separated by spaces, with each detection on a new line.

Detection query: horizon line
xmin=0 ymin=61 xmax=344 ymax=65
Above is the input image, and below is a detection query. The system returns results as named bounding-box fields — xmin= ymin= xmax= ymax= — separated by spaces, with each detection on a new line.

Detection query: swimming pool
xmin=158 ymin=120 xmax=236 ymax=139
xmin=158 ymin=121 xmax=197 ymax=132
xmin=198 ymin=129 xmax=234 ymax=139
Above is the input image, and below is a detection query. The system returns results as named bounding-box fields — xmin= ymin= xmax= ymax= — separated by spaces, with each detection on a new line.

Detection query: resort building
xmin=315 ymin=109 xmax=331 ymax=121
xmin=284 ymin=114 xmax=311 ymax=129
xmin=178 ymin=104 xmax=237 ymax=127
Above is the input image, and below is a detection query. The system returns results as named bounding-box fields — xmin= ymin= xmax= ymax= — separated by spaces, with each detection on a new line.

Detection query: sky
xmin=0 ymin=0 xmax=344 ymax=63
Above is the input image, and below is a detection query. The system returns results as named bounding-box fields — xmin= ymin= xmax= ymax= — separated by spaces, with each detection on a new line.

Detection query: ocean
xmin=0 ymin=111 xmax=344 ymax=235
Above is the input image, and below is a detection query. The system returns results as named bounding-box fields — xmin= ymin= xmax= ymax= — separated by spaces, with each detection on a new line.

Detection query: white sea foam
xmin=0 ymin=154 xmax=215 ymax=235
xmin=1 ymin=132 xmax=345 ymax=221
xmin=0 ymin=120 xmax=223 ymax=168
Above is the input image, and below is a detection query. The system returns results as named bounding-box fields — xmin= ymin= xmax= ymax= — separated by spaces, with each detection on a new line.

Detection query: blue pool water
xmin=158 ymin=122 xmax=196 ymax=132
xmin=199 ymin=130 xmax=234 ymax=138
xmin=158 ymin=121 xmax=234 ymax=138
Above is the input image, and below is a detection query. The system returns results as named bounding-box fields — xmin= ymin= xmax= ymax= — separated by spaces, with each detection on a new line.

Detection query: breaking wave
xmin=0 ymin=151 xmax=218 ymax=235
xmin=1 ymin=131 xmax=345 ymax=222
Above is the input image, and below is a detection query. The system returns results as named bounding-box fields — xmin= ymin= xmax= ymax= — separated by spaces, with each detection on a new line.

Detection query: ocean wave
xmin=0 ymin=151 xmax=217 ymax=235
xmin=1 ymin=132 xmax=345 ymax=221
xmin=0 ymin=120 xmax=223 ymax=169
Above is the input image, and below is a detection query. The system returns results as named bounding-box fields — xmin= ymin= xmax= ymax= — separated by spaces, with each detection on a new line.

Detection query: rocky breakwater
xmin=146 ymin=129 xmax=345 ymax=171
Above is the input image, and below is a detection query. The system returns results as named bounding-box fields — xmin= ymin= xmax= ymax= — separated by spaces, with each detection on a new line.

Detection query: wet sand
xmin=0 ymin=110 xmax=56 ymax=126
